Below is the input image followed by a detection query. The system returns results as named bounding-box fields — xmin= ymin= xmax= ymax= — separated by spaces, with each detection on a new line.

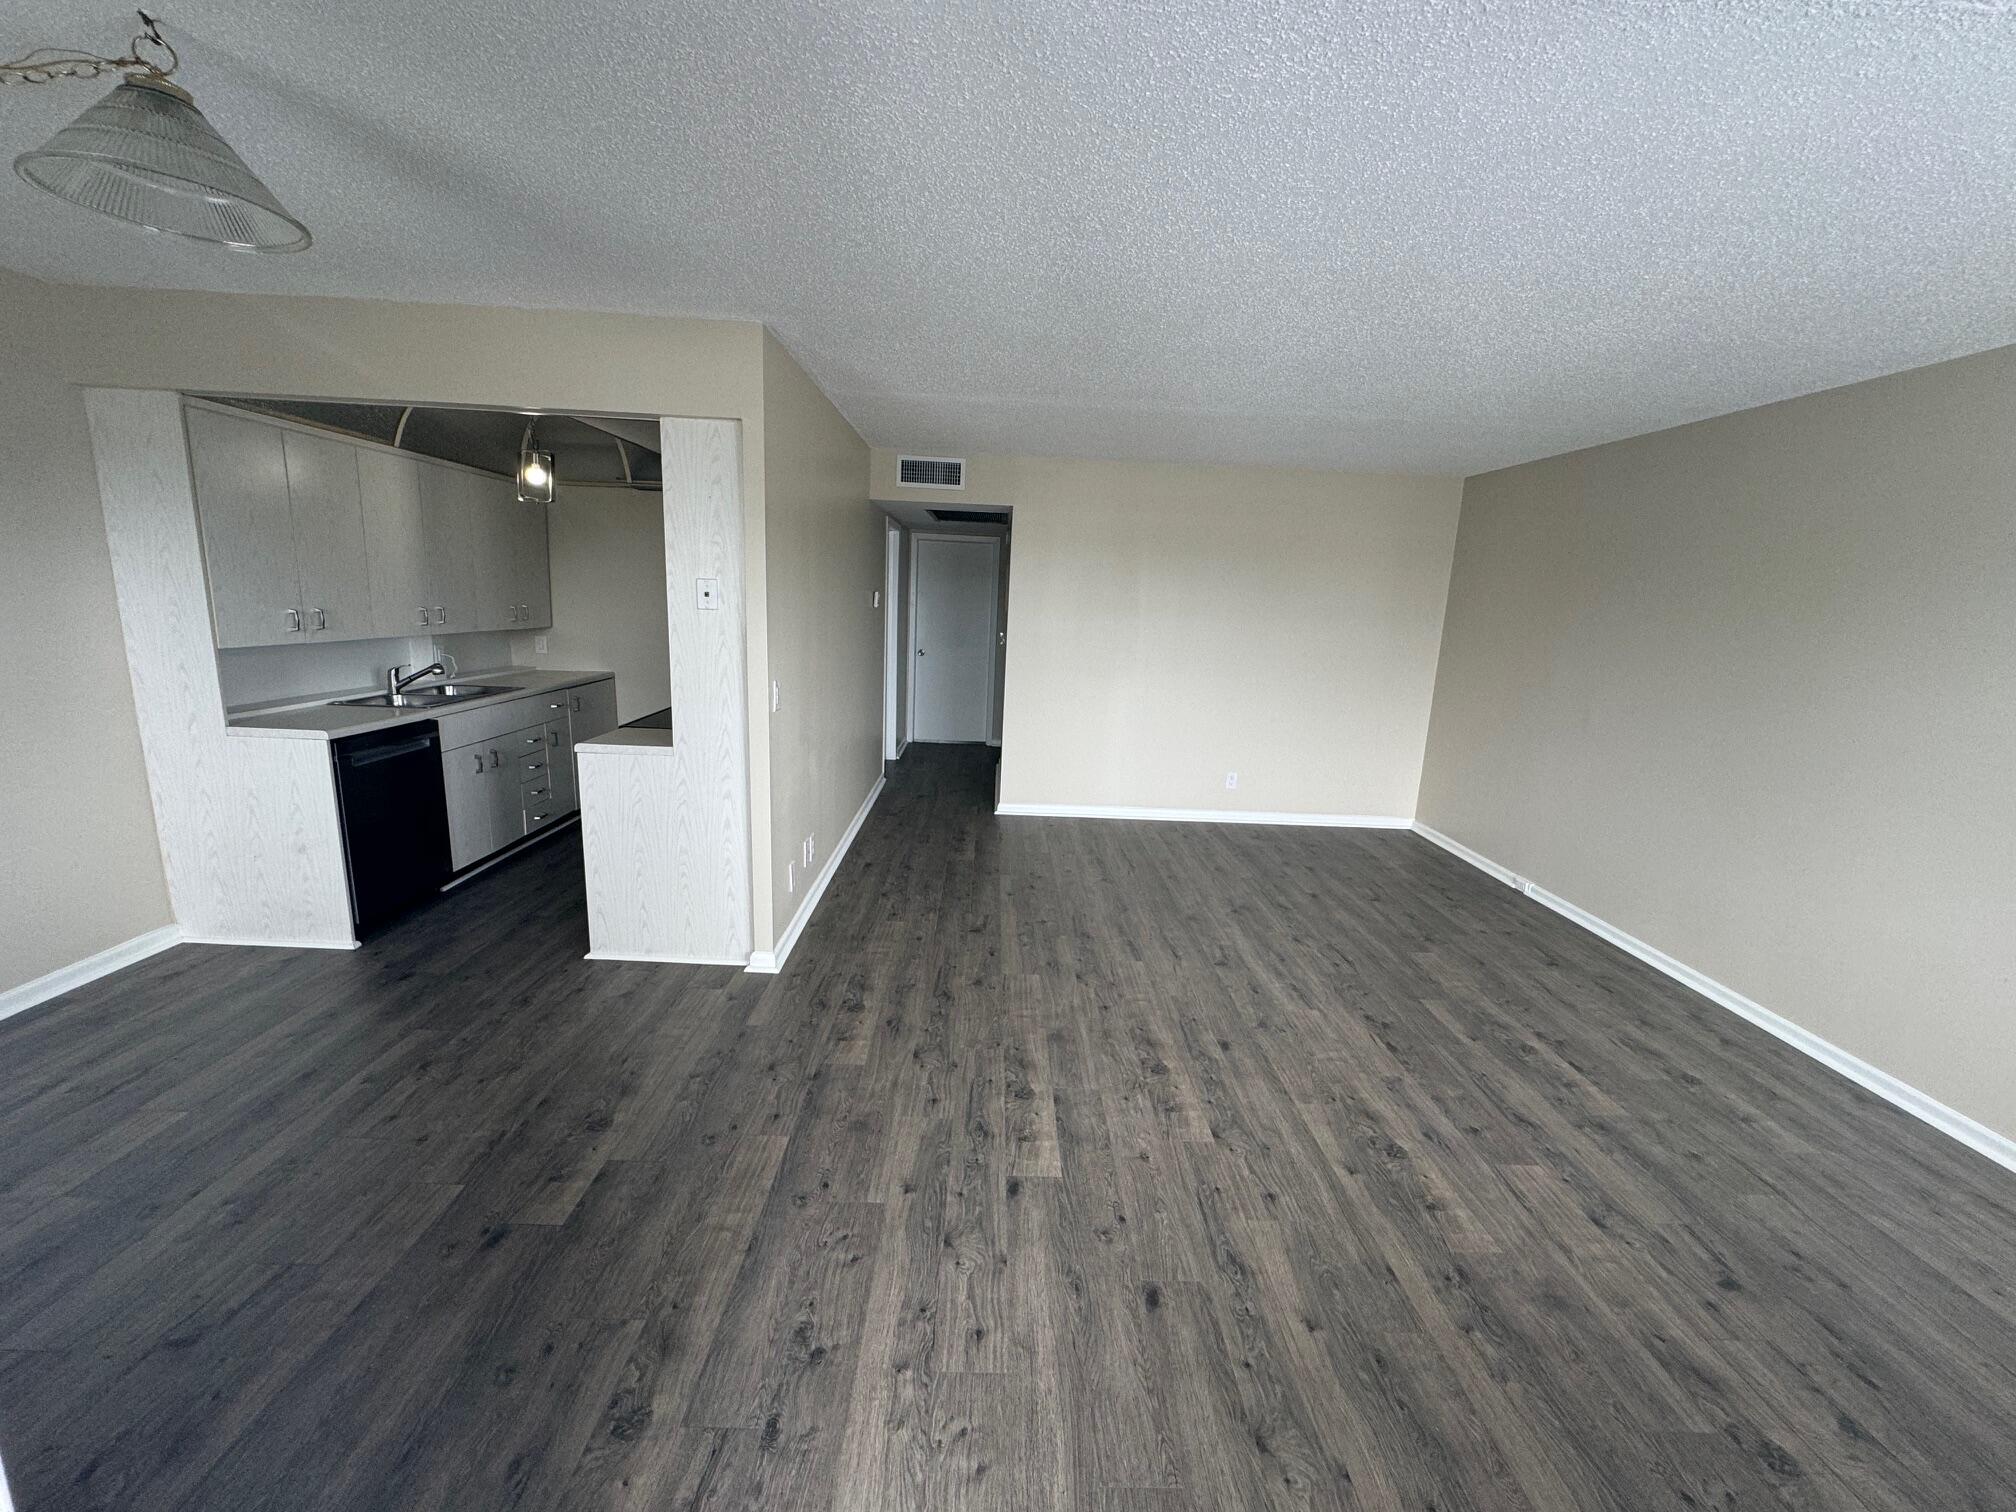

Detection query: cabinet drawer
xmin=524 ymin=747 xmax=576 ymax=814
xmin=437 ymin=694 xmax=557 ymax=753
xmin=502 ymin=725 xmax=549 ymax=765
xmin=517 ymin=749 xmax=553 ymax=785
xmin=523 ymin=790 xmax=564 ymax=834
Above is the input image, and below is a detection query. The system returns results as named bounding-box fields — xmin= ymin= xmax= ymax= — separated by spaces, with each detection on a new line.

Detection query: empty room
xmin=2 ymin=3 xmax=2012 ymax=1509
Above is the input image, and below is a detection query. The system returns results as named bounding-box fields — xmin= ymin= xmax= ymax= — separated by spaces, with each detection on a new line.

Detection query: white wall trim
xmin=181 ymin=935 xmax=360 ymax=950
xmin=996 ymin=803 xmax=1413 ymax=829
xmin=1411 ymin=823 xmax=2016 ymax=1175
xmin=747 ymin=776 xmax=886 ymax=975
xmin=0 ymin=925 xmax=183 ymax=1025
xmin=585 ymin=950 xmax=750 ymax=966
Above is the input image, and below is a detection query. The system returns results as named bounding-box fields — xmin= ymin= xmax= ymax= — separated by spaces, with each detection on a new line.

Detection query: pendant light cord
xmin=2 ymin=11 xmax=178 ymax=87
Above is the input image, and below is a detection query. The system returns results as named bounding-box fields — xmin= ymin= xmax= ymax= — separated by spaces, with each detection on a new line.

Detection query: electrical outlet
xmin=533 ymin=635 xmax=548 ymax=654
xmin=1225 ymin=771 xmax=1239 ymax=790
xmin=696 ymin=577 xmax=720 ymax=610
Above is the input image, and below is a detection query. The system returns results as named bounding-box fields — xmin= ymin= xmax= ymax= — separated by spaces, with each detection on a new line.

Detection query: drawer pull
xmin=530 ymin=812 xmax=549 ymax=823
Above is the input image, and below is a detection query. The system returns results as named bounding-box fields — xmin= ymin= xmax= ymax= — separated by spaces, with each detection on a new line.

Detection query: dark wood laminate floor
xmin=4 ymin=745 xmax=2015 ymax=1511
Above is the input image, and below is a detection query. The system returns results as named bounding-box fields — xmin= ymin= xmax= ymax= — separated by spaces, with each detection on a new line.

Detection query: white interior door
xmin=911 ymin=535 xmax=999 ymax=743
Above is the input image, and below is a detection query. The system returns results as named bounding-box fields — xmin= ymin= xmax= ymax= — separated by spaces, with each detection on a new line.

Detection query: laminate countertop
xmin=225 ymin=668 xmax=614 ymax=742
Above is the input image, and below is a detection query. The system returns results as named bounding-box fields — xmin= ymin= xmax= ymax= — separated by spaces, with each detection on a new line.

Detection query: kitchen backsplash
xmin=219 ymin=631 xmax=518 ymax=713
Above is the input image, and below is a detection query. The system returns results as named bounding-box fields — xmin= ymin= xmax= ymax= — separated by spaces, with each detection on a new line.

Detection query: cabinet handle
xmin=489 ymin=750 xmax=500 ymax=769
xmin=434 ymin=606 xmax=446 ymax=625
xmin=530 ymin=812 xmax=549 ymax=823
xmin=472 ymin=753 xmax=483 ymax=775
xmin=547 ymin=730 xmax=560 ymax=747
xmin=285 ymin=608 xmax=302 ymax=633
xmin=524 ymin=736 xmax=541 ymax=746
xmin=312 ymin=607 xmax=327 ymax=631
xmin=417 ymin=608 xmax=431 ymax=627
xmin=519 ymin=603 xmax=529 ymax=620
xmin=529 ymin=785 xmax=548 ymax=799
xmin=570 ymin=695 xmax=581 ymax=713
xmin=548 ymin=701 xmax=564 ymax=711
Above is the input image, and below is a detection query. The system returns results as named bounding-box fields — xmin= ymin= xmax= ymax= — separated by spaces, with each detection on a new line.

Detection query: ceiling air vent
xmin=928 ymin=508 xmax=1007 ymax=524
xmin=898 ymin=455 xmax=965 ymax=489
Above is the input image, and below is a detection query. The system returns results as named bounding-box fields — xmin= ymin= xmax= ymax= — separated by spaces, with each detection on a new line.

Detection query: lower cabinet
xmin=437 ymin=678 xmax=610 ymax=871
xmin=441 ymin=737 xmax=532 ymax=872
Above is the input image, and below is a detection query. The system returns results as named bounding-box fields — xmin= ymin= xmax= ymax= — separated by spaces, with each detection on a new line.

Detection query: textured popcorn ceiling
xmin=5 ymin=1 xmax=2015 ymax=474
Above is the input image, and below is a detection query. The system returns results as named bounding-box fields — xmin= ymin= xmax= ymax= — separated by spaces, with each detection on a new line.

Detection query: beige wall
xmin=0 ymin=271 xmax=171 ymax=993
xmin=511 ymin=482 xmax=670 ymax=724
xmin=874 ymin=450 xmax=1463 ymax=817
xmin=1419 ymin=347 xmax=2016 ymax=1139
xmin=762 ymin=335 xmax=880 ymax=943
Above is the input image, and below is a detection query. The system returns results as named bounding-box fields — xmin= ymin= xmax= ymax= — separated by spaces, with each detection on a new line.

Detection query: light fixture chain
xmin=0 ymin=9 xmax=178 ymax=86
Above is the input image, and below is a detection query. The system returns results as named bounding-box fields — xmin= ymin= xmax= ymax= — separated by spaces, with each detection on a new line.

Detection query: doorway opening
xmin=876 ymin=502 xmax=1011 ymax=756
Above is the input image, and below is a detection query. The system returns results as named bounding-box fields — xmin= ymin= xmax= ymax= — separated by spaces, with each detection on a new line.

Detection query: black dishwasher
xmin=331 ymin=722 xmax=451 ymax=935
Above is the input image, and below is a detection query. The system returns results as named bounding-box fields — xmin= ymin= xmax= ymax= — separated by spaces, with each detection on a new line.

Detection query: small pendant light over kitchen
xmin=3 ymin=11 xmax=310 ymax=252
xmin=518 ymin=420 xmax=555 ymax=505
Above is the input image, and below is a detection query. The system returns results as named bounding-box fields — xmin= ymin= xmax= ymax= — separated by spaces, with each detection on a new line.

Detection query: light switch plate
xmin=533 ymin=635 xmax=548 ymax=653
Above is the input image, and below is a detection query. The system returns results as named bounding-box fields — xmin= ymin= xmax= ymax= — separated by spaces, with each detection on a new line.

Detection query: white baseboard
xmin=1411 ymin=823 xmax=2016 ymax=1175
xmin=747 ymin=777 xmax=887 ymax=975
xmin=585 ymin=950 xmax=749 ymax=966
xmin=996 ymin=802 xmax=1413 ymax=829
xmin=181 ymin=934 xmax=359 ymax=950
xmin=0 ymin=924 xmax=183 ymax=1024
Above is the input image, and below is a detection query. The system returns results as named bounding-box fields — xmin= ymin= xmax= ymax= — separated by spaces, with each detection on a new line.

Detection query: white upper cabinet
xmin=188 ymin=407 xmax=301 ymax=648
xmin=282 ymin=430 xmax=371 ymax=640
xmin=466 ymin=475 xmax=550 ymax=631
xmin=357 ymin=449 xmax=432 ymax=637
xmin=418 ymin=462 xmax=481 ymax=632
xmin=468 ymin=475 xmax=516 ymax=632
xmin=185 ymin=404 xmax=553 ymax=648
xmin=512 ymin=490 xmax=553 ymax=630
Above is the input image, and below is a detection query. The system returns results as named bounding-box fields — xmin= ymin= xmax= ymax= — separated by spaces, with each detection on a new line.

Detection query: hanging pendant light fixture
xmin=4 ymin=12 xmax=310 ymax=252
xmin=518 ymin=420 xmax=555 ymax=504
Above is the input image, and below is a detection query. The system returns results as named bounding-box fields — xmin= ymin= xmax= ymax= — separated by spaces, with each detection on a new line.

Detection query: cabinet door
xmin=489 ymin=738 xmax=530 ymax=847
xmin=516 ymin=500 xmax=552 ymax=628
xmin=357 ymin=450 xmax=433 ymax=638
xmin=284 ymin=429 xmax=372 ymax=641
xmin=569 ymin=678 xmax=620 ymax=747
xmin=187 ymin=406 xmax=301 ymax=648
xmin=416 ymin=464 xmax=475 ymax=632
xmin=541 ymin=721 xmax=578 ymax=813
xmin=442 ymin=743 xmax=499 ymax=871
xmin=468 ymin=475 xmax=519 ymax=631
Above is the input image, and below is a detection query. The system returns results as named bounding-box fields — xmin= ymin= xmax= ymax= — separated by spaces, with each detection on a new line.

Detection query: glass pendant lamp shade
xmin=13 ymin=75 xmax=310 ymax=252
xmin=518 ymin=448 xmax=555 ymax=504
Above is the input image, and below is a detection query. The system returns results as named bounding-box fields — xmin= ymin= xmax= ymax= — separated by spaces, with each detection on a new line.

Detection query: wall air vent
xmin=898 ymin=455 xmax=965 ymax=489
xmin=927 ymin=508 xmax=1008 ymax=524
